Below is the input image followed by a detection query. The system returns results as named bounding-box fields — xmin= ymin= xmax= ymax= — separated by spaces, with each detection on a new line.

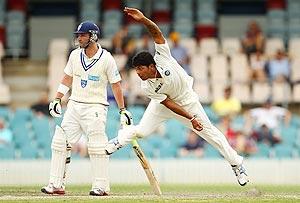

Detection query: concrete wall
xmin=1 ymin=159 xmax=300 ymax=185
xmin=29 ymin=16 xmax=75 ymax=60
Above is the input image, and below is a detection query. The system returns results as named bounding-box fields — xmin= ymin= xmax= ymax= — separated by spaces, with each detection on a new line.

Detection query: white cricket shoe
xmin=41 ymin=183 xmax=65 ymax=195
xmin=89 ymin=188 xmax=108 ymax=196
xmin=232 ymin=164 xmax=249 ymax=186
xmin=105 ymin=137 xmax=123 ymax=155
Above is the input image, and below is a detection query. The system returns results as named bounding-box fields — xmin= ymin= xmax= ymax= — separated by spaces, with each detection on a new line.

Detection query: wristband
xmin=57 ymin=84 xmax=70 ymax=95
xmin=119 ymin=108 xmax=126 ymax=114
xmin=190 ymin=115 xmax=196 ymax=122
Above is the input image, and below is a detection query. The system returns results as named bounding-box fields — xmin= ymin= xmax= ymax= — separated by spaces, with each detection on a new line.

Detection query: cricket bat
xmin=131 ymin=139 xmax=162 ymax=196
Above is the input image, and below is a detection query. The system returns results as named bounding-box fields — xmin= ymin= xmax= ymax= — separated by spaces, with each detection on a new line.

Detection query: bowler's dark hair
xmin=132 ymin=51 xmax=156 ymax=67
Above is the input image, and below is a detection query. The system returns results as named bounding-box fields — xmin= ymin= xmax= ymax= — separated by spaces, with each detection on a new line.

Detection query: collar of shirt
xmin=81 ymin=44 xmax=103 ymax=60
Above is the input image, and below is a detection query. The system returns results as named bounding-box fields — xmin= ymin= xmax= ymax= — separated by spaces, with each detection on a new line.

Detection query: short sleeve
xmin=106 ymin=53 xmax=122 ymax=83
xmin=154 ymin=40 xmax=172 ymax=59
xmin=64 ymin=53 xmax=73 ymax=76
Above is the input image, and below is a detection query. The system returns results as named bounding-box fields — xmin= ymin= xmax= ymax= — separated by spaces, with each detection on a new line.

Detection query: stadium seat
xmin=266 ymin=0 xmax=286 ymax=9
xmin=158 ymin=140 xmax=178 ymax=158
xmin=211 ymin=82 xmax=228 ymax=102
xmin=80 ymin=10 xmax=99 ymax=23
xmin=19 ymin=144 xmax=38 ymax=159
xmin=288 ymin=38 xmax=300 ymax=58
xmin=288 ymin=18 xmax=300 ymax=39
xmin=124 ymin=0 xmax=143 ymax=9
xmin=127 ymin=24 xmax=143 ymax=38
xmin=165 ymin=119 xmax=187 ymax=147
xmin=103 ymin=10 xmax=122 ymax=25
xmin=193 ymin=82 xmax=211 ymax=104
xmin=190 ymin=54 xmax=208 ymax=82
xmin=210 ymin=54 xmax=229 ymax=82
xmin=146 ymin=134 xmax=166 ymax=149
xmin=153 ymin=0 xmax=170 ymax=11
xmin=0 ymin=106 xmax=11 ymax=121
xmin=230 ymin=54 xmax=250 ymax=83
xmin=113 ymin=54 xmax=127 ymax=71
xmin=0 ymin=83 xmax=11 ymax=105
xmin=199 ymin=38 xmax=219 ymax=56
xmin=287 ymin=0 xmax=300 ymax=18
xmin=157 ymin=23 xmax=170 ymax=36
xmin=196 ymin=10 xmax=216 ymax=25
xmin=0 ymin=145 xmax=15 ymax=159
xmin=280 ymin=125 xmax=298 ymax=146
xmin=103 ymin=23 xmax=121 ymax=38
xmin=48 ymin=38 xmax=69 ymax=56
xmin=195 ymin=25 xmax=217 ymax=40
xmin=31 ymin=117 xmax=51 ymax=148
xmin=292 ymin=83 xmax=300 ymax=102
xmin=204 ymin=143 xmax=221 ymax=158
xmin=271 ymin=82 xmax=292 ymax=104
xmin=102 ymin=0 xmax=121 ymax=10
xmin=252 ymin=143 xmax=271 ymax=158
xmin=232 ymin=83 xmax=251 ymax=104
xmin=252 ymin=82 xmax=272 ymax=104
xmin=137 ymin=140 xmax=154 ymax=158
xmin=265 ymin=38 xmax=285 ymax=57
xmin=203 ymin=105 xmax=219 ymax=124
xmin=173 ymin=22 xmax=194 ymax=38
xmin=111 ymin=144 xmax=132 ymax=159
xmin=221 ymin=38 xmax=241 ymax=56
xmin=181 ymin=38 xmax=197 ymax=56
xmin=274 ymin=144 xmax=294 ymax=158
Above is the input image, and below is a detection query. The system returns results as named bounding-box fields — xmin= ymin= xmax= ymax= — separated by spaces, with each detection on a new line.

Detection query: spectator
xmin=31 ymin=91 xmax=50 ymax=117
xmin=211 ymin=86 xmax=241 ymax=118
xmin=169 ymin=32 xmax=191 ymax=74
xmin=217 ymin=116 xmax=257 ymax=156
xmin=138 ymin=32 xmax=155 ymax=55
xmin=245 ymin=98 xmax=291 ymax=146
xmin=267 ymin=49 xmax=290 ymax=83
xmin=123 ymin=38 xmax=138 ymax=72
xmin=111 ymin=25 xmax=128 ymax=55
xmin=179 ymin=130 xmax=206 ymax=158
xmin=249 ymin=50 xmax=267 ymax=82
xmin=241 ymin=21 xmax=265 ymax=57
xmin=0 ymin=118 xmax=13 ymax=147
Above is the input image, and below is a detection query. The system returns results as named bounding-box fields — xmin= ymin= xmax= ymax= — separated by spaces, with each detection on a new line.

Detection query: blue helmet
xmin=74 ymin=21 xmax=100 ymax=41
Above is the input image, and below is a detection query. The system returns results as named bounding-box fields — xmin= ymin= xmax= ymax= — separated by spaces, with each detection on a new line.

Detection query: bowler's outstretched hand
xmin=124 ymin=7 xmax=145 ymax=22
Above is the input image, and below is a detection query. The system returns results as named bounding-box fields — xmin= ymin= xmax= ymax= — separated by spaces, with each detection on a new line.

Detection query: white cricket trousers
xmin=120 ymin=100 xmax=243 ymax=166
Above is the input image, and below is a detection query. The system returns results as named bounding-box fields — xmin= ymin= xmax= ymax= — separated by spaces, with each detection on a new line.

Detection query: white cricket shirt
xmin=64 ymin=45 xmax=121 ymax=105
xmin=141 ymin=41 xmax=198 ymax=106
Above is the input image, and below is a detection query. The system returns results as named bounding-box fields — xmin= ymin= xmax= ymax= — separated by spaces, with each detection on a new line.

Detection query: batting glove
xmin=49 ymin=98 xmax=62 ymax=118
xmin=120 ymin=108 xmax=133 ymax=126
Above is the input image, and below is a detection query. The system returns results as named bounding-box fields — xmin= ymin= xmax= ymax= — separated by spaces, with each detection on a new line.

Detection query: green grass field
xmin=1 ymin=184 xmax=300 ymax=203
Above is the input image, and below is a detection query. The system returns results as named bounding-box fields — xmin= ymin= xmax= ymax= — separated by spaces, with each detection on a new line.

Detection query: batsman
xmin=106 ymin=7 xmax=249 ymax=187
xmin=41 ymin=21 xmax=132 ymax=196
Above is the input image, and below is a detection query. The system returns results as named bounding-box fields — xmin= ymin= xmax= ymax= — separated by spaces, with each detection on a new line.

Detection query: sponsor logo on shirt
xmin=88 ymin=75 xmax=100 ymax=81
xmin=81 ymin=79 xmax=87 ymax=88
xmin=155 ymin=82 xmax=163 ymax=93
xmin=164 ymin=70 xmax=170 ymax=76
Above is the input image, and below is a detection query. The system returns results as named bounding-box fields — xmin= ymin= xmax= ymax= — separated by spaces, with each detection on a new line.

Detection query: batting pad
xmin=88 ymin=134 xmax=109 ymax=192
xmin=49 ymin=126 xmax=68 ymax=188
